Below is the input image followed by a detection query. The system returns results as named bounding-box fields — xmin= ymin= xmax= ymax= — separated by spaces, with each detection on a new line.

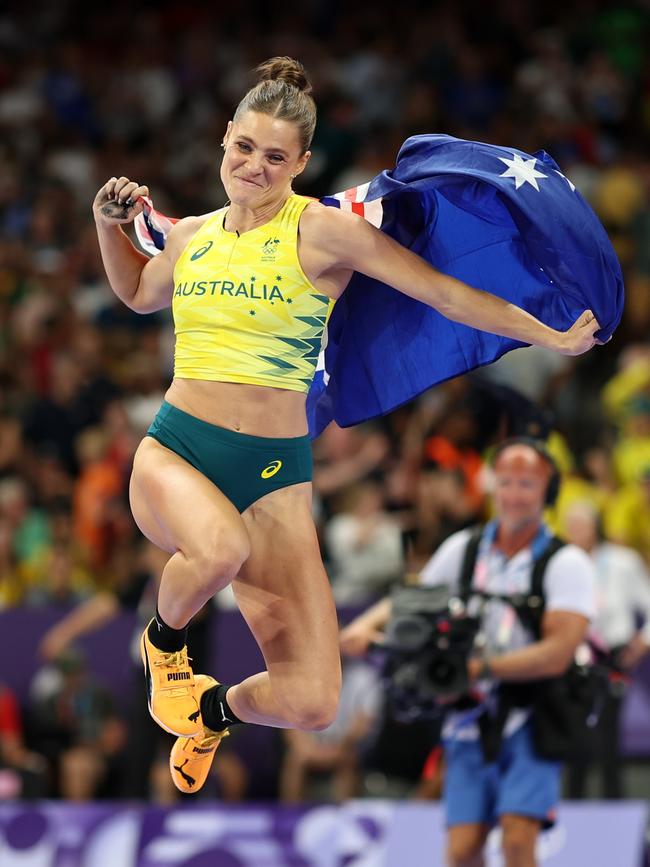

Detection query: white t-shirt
xmin=314 ymin=659 xmax=382 ymax=745
xmin=591 ymin=542 xmax=650 ymax=648
xmin=325 ymin=513 xmax=404 ymax=604
xmin=419 ymin=525 xmax=596 ymax=740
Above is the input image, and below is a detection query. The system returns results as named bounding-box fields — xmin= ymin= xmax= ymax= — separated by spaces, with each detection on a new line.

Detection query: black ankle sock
xmin=201 ymin=684 xmax=243 ymax=732
xmin=147 ymin=607 xmax=188 ymax=653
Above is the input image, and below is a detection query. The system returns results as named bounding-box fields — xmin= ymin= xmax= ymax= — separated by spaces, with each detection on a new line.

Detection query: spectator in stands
xmin=26 ymin=541 xmax=93 ymax=607
xmin=603 ymin=466 xmax=650 ymax=565
xmin=72 ymin=426 xmax=123 ymax=568
xmin=0 ymin=477 xmax=50 ymax=571
xmin=312 ymin=422 xmax=391 ymax=514
xmin=564 ymin=500 xmax=650 ymax=798
xmin=0 ymin=681 xmax=47 ymax=799
xmin=325 ymin=480 xmax=404 ymax=605
xmin=0 ymin=518 xmax=28 ymax=608
xmin=28 ymin=649 xmax=122 ymax=801
xmin=21 ymin=353 xmax=94 ymax=477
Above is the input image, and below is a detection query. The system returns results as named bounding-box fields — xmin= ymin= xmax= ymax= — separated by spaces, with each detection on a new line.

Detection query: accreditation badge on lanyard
xmin=475 ymin=548 xmax=518 ymax=651
xmin=496 ymin=601 xmax=518 ymax=650
xmin=475 ymin=523 xmax=551 ymax=653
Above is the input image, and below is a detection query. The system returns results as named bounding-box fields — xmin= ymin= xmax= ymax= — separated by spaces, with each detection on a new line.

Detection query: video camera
xmin=373 ymin=584 xmax=481 ymax=721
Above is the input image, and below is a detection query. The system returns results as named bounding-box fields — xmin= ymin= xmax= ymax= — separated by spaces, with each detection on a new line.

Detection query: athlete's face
xmin=220 ymin=112 xmax=310 ymax=207
xmin=492 ymin=445 xmax=551 ymax=531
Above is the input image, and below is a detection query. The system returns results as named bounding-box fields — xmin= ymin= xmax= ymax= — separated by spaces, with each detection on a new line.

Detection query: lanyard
xmin=475 ymin=521 xmax=552 ymax=650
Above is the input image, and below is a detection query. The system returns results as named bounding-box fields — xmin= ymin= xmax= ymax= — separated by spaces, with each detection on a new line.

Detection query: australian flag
xmin=135 ymin=134 xmax=624 ymax=438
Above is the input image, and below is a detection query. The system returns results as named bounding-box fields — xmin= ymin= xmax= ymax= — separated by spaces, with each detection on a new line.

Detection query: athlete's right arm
xmin=92 ymin=176 xmax=177 ymax=314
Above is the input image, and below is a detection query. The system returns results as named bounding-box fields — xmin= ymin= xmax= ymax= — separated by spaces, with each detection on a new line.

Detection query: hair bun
xmin=255 ymin=57 xmax=312 ymax=94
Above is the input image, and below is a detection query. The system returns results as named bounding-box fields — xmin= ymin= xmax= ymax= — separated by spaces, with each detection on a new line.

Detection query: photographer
xmin=340 ymin=439 xmax=595 ymax=867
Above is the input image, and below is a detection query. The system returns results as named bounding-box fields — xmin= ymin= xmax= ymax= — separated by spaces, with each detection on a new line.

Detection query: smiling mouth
xmin=234 ymin=177 xmax=260 ymax=187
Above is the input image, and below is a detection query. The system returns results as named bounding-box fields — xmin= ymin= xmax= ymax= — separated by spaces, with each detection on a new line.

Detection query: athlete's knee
xmin=287 ymin=702 xmax=338 ymax=732
xmin=284 ymin=685 xmax=340 ymax=731
xmin=189 ymin=532 xmax=250 ymax=591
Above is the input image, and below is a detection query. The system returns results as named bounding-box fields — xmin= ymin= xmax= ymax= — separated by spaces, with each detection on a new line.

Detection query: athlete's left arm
xmin=308 ymin=206 xmax=600 ymax=357
xmin=467 ymin=610 xmax=590 ymax=682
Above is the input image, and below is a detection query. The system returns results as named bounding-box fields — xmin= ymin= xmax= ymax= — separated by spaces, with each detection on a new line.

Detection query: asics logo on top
xmin=261 ymin=460 xmax=283 ymax=479
xmin=190 ymin=240 xmax=214 ymax=260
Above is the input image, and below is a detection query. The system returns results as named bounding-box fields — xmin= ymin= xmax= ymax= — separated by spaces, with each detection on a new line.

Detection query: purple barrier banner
xmin=0 ymin=801 xmax=647 ymax=867
xmin=622 ymin=654 xmax=650 ymax=756
xmin=2 ymin=607 xmax=650 ymax=757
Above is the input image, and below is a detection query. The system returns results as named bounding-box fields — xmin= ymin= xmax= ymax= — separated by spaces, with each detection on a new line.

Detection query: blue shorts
xmin=443 ymin=721 xmax=561 ymax=828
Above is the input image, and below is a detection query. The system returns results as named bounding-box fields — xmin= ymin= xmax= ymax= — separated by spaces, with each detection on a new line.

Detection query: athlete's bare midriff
xmin=164 ymin=377 xmax=310 ymax=437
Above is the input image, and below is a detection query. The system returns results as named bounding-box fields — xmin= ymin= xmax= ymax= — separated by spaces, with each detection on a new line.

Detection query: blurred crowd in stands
xmin=1 ymin=0 xmax=650 ymax=805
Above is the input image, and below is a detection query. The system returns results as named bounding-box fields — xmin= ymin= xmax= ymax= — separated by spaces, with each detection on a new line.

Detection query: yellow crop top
xmin=172 ymin=194 xmax=334 ymax=393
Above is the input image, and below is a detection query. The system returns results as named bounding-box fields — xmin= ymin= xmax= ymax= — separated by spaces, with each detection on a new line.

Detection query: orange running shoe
xmin=169 ymin=674 xmax=230 ymax=793
xmin=140 ymin=619 xmax=201 ymax=737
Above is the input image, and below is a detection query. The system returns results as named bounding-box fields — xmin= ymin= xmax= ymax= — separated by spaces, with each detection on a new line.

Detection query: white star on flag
xmin=498 ymin=153 xmax=548 ymax=191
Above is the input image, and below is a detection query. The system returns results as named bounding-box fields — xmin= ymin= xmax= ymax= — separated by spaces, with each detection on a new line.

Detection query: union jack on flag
xmin=135 ymin=200 xmax=180 ymax=256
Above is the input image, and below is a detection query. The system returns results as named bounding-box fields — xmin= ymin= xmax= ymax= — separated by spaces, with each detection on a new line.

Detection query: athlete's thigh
xmin=233 ymin=482 xmax=340 ymax=677
xmin=129 ymin=436 xmax=247 ymax=555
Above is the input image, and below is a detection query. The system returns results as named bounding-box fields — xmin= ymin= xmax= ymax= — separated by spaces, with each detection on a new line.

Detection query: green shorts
xmin=146 ymin=401 xmax=312 ymax=513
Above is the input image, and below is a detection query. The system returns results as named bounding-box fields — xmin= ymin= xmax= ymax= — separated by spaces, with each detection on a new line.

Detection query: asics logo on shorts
xmin=261 ymin=460 xmax=283 ymax=479
xmin=190 ymin=241 xmax=213 ymax=260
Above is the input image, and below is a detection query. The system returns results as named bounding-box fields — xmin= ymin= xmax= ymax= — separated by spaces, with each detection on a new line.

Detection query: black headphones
xmin=492 ymin=437 xmax=561 ymax=507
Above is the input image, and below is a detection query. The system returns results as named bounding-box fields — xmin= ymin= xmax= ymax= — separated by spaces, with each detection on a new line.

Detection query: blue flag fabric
xmin=308 ymin=134 xmax=623 ymax=436
xmin=135 ymin=134 xmax=624 ymax=438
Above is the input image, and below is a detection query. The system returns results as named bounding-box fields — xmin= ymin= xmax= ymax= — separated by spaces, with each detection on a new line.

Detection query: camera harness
xmin=459 ymin=523 xmax=566 ymax=640
xmin=456 ymin=523 xmax=567 ymax=761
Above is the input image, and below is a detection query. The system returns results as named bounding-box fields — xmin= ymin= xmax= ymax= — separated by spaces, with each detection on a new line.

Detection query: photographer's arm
xmin=468 ymin=610 xmax=590 ymax=682
xmin=339 ymin=597 xmax=393 ymax=657
xmin=339 ymin=529 xmax=469 ymax=657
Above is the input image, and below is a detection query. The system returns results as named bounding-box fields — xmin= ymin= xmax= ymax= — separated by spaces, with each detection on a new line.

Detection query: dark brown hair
xmin=234 ymin=57 xmax=316 ymax=153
